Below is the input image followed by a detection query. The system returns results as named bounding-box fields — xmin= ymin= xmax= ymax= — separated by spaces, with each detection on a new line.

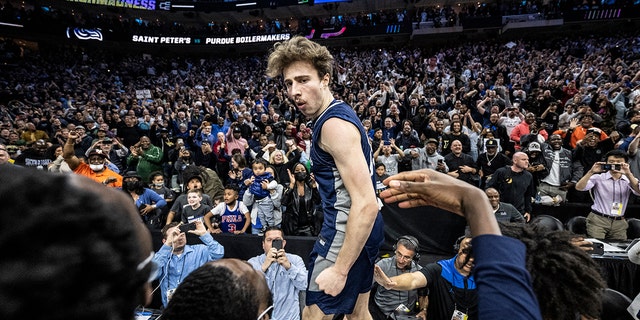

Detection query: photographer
xmin=153 ymin=221 xmax=224 ymax=307
xmin=576 ymin=149 xmax=640 ymax=240
xmin=248 ymin=226 xmax=308 ymax=320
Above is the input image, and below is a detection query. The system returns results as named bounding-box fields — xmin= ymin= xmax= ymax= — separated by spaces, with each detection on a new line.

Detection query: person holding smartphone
xmin=248 ymin=226 xmax=308 ymax=320
xmin=153 ymin=220 xmax=224 ymax=307
xmin=576 ymin=149 xmax=640 ymax=240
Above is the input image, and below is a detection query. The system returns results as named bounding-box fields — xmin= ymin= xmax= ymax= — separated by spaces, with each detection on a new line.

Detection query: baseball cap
xmin=485 ymin=139 xmax=498 ymax=147
xmin=426 ymin=138 xmax=438 ymax=145
xmin=586 ymin=128 xmax=601 ymax=135
xmin=122 ymin=171 xmax=142 ymax=180
xmin=75 ymin=125 xmax=86 ymax=131
xmin=186 ymin=174 xmax=203 ymax=184
xmin=102 ymin=137 xmax=113 ymax=144
xmin=88 ymin=148 xmax=109 ymax=159
xmin=527 ymin=142 xmax=541 ymax=152
xmin=233 ymin=127 xmax=242 ymax=133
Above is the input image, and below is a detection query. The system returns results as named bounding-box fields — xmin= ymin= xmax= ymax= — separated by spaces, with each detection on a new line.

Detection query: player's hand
xmin=315 ymin=266 xmax=347 ymax=297
xmin=381 ymin=169 xmax=473 ymax=217
xmin=374 ymin=265 xmax=397 ymax=290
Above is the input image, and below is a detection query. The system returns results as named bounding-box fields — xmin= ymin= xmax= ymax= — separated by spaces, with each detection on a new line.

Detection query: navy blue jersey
xmin=310 ymin=100 xmax=384 ymax=262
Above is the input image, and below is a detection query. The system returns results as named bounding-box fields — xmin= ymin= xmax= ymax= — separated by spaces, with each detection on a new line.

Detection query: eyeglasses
xmin=256 ymin=305 xmax=273 ymax=320
xmin=137 ymin=252 xmax=159 ymax=283
xmin=395 ymin=251 xmax=414 ymax=261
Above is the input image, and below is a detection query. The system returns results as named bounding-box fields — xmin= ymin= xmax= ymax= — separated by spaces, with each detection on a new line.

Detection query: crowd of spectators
xmin=2 ymin=16 xmax=640 ymax=237
xmin=2 ymin=3 xmax=640 ymax=318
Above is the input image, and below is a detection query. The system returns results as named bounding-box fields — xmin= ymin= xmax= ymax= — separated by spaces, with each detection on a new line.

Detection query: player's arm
xmin=318 ymin=118 xmax=379 ymax=292
xmin=380 ymin=169 xmax=500 ymax=237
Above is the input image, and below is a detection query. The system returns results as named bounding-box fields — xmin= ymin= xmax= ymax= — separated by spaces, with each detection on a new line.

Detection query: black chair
xmin=601 ymin=288 xmax=634 ymax=320
xmin=531 ymin=215 xmax=565 ymax=232
xmin=565 ymin=216 xmax=587 ymax=235
xmin=627 ymin=218 xmax=640 ymax=239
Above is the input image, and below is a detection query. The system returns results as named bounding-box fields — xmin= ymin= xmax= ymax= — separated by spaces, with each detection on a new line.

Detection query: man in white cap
xmin=64 ymin=130 xmax=123 ymax=187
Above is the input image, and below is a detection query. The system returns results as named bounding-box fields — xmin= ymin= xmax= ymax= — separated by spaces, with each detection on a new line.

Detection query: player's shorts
xmin=305 ymin=241 xmax=379 ymax=315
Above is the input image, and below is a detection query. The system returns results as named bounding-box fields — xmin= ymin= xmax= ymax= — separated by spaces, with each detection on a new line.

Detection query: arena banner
xmin=66 ymin=0 xmax=157 ymax=10
xmin=131 ymin=33 xmax=291 ymax=46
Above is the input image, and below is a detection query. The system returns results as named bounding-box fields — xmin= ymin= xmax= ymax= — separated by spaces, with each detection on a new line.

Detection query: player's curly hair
xmin=500 ymin=223 xmax=606 ymax=320
xmin=0 ymin=165 xmax=148 ymax=320
xmin=266 ymin=36 xmax=334 ymax=80
xmin=162 ymin=260 xmax=272 ymax=320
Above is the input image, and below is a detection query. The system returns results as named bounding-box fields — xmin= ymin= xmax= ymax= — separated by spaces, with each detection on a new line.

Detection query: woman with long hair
xmin=228 ymin=153 xmax=253 ymax=198
xmin=282 ymin=162 xmax=322 ymax=236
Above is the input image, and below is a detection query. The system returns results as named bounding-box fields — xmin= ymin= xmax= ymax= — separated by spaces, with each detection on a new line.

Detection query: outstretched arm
xmin=380 ymin=169 xmax=499 ymax=237
xmin=63 ymin=131 xmax=81 ymax=170
xmin=373 ymin=264 xmax=427 ymax=291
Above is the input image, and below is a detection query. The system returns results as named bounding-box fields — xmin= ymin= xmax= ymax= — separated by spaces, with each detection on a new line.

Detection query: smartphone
xmin=601 ymin=164 xmax=621 ymax=171
xmin=437 ymin=159 xmax=444 ymax=164
xmin=179 ymin=222 xmax=196 ymax=233
xmin=272 ymin=239 xmax=283 ymax=250
xmin=591 ymin=242 xmax=604 ymax=256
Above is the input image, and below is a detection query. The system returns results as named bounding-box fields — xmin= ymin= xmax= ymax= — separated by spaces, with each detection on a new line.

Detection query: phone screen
xmin=272 ymin=239 xmax=283 ymax=250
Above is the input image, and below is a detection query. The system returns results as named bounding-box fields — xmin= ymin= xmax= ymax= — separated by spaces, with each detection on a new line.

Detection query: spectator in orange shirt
xmin=63 ymin=130 xmax=122 ymax=187
xmin=553 ymin=114 xmax=608 ymax=149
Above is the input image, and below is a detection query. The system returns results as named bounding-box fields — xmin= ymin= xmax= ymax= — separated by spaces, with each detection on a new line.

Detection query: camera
xmin=601 ymin=164 xmax=621 ymax=171
xmin=179 ymin=222 xmax=196 ymax=233
xmin=272 ymin=239 xmax=283 ymax=250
